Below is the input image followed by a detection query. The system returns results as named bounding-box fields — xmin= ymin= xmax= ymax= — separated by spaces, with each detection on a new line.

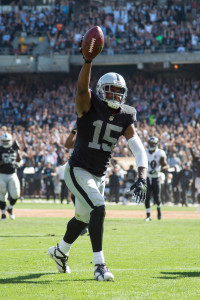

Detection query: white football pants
xmin=64 ymin=162 xmax=105 ymax=223
xmin=0 ymin=173 xmax=20 ymax=202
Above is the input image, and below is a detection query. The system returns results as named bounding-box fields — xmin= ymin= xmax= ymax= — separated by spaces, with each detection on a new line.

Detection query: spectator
xmin=108 ymin=166 xmax=121 ymax=203
xmin=33 ymin=162 xmax=43 ymax=202
xmin=43 ymin=162 xmax=57 ymax=202
xmin=56 ymin=159 xmax=69 ymax=204
xmin=1 ymin=1 xmax=200 ymax=55
xmin=178 ymin=162 xmax=193 ymax=206
xmin=124 ymin=164 xmax=137 ymax=202
xmin=169 ymin=165 xmax=181 ymax=205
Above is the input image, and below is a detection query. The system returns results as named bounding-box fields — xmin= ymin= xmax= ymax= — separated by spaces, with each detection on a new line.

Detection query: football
xmin=81 ymin=26 xmax=104 ymax=61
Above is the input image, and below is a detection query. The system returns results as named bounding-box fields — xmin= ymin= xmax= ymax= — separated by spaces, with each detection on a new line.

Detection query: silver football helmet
xmin=1 ymin=132 xmax=13 ymax=148
xmin=96 ymin=72 xmax=127 ymax=109
xmin=148 ymin=136 xmax=159 ymax=151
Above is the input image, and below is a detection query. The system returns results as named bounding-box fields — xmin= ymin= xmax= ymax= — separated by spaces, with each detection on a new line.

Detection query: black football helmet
xmin=148 ymin=136 xmax=159 ymax=151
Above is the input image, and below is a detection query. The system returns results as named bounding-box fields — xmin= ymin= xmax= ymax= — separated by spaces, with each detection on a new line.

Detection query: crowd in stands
xmin=1 ymin=72 xmax=200 ymax=158
xmin=0 ymin=70 xmax=200 ymax=204
xmin=0 ymin=0 xmax=200 ymax=55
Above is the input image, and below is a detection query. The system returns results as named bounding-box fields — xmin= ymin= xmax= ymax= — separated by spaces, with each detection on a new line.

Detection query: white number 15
xmin=88 ymin=120 xmax=123 ymax=152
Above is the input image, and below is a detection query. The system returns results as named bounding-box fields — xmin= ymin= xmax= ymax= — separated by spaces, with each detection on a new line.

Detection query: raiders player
xmin=48 ymin=55 xmax=148 ymax=281
xmin=145 ymin=136 xmax=168 ymax=221
xmin=0 ymin=132 xmax=23 ymax=220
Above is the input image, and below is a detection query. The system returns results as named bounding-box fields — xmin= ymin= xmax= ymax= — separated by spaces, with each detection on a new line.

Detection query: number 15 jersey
xmin=69 ymin=91 xmax=136 ymax=177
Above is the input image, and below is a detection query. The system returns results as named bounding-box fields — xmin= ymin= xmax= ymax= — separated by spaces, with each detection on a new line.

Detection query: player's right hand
xmin=79 ymin=37 xmax=92 ymax=63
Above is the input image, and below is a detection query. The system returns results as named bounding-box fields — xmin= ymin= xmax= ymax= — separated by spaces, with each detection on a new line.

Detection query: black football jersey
xmin=0 ymin=142 xmax=19 ymax=174
xmin=69 ymin=91 xmax=136 ymax=176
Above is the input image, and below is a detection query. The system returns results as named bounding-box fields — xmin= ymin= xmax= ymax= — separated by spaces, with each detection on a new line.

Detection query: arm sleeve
xmin=128 ymin=135 xmax=148 ymax=169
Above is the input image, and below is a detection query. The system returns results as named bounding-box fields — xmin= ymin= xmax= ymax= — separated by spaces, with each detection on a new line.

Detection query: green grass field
xmin=0 ymin=203 xmax=200 ymax=300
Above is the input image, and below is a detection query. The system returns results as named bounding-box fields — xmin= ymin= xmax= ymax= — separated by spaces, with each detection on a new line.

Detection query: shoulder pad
xmin=122 ymin=104 xmax=137 ymax=122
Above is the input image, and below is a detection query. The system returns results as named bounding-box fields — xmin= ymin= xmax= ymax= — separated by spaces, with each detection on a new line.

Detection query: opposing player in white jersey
xmin=0 ymin=132 xmax=23 ymax=220
xmin=145 ymin=136 xmax=168 ymax=221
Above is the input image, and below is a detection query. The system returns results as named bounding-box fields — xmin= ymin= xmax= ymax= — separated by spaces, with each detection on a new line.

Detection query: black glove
xmin=127 ymin=178 xmax=147 ymax=203
xmin=149 ymin=170 xmax=157 ymax=175
xmin=80 ymin=36 xmax=92 ymax=64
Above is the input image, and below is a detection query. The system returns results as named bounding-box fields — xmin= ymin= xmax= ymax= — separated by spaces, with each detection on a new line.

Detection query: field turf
xmin=0 ymin=202 xmax=199 ymax=300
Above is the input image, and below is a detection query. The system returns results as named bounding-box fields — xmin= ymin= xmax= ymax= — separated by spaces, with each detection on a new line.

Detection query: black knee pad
xmin=64 ymin=217 xmax=88 ymax=244
xmin=90 ymin=205 xmax=106 ymax=219
xmin=10 ymin=198 xmax=18 ymax=206
xmin=0 ymin=201 xmax=6 ymax=210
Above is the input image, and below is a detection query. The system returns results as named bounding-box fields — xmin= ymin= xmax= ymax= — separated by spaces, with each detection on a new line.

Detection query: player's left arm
xmin=124 ymin=124 xmax=148 ymax=179
xmin=124 ymin=124 xmax=148 ymax=203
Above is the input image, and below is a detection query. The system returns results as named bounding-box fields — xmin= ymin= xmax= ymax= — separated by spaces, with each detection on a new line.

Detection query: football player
xmin=0 ymin=132 xmax=23 ymax=220
xmin=145 ymin=136 xmax=168 ymax=221
xmin=48 ymin=53 xmax=148 ymax=281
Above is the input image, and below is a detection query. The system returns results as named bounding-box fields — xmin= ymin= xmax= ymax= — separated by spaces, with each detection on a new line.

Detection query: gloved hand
xmin=149 ymin=170 xmax=157 ymax=175
xmin=80 ymin=37 xmax=92 ymax=64
xmin=127 ymin=178 xmax=147 ymax=203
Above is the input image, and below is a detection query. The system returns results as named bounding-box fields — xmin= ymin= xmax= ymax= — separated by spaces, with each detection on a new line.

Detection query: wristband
xmin=84 ymin=60 xmax=92 ymax=64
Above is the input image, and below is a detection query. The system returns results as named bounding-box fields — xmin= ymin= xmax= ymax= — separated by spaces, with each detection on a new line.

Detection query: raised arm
xmin=75 ymin=62 xmax=92 ymax=118
xmin=76 ymin=26 xmax=104 ymax=117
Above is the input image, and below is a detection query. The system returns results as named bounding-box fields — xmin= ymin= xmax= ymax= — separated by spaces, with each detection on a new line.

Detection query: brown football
xmin=81 ymin=26 xmax=104 ymax=61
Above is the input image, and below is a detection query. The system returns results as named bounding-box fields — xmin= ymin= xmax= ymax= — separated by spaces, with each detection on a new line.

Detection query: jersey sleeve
xmin=130 ymin=107 xmax=137 ymax=123
xmin=122 ymin=105 xmax=137 ymax=132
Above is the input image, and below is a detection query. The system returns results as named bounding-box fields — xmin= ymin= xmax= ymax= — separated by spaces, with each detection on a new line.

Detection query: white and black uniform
xmin=65 ymin=91 xmax=136 ymax=223
xmin=145 ymin=148 xmax=166 ymax=208
xmin=0 ymin=142 xmax=21 ymax=202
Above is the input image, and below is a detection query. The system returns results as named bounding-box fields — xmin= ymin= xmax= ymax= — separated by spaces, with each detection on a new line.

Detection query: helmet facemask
xmin=148 ymin=142 xmax=157 ymax=151
xmin=148 ymin=137 xmax=159 ymax=151
xmin=96 ymin=72 xmax=127 ymax=109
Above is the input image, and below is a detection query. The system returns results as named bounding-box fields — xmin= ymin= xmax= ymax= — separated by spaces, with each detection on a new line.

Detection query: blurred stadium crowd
xmin=0 ymin=0 xmax=200 ymax=205
xmin=0 ymin=72 xmax=199 ymax=205
xmin=1 ymin=0 xmax=200 ymax=55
